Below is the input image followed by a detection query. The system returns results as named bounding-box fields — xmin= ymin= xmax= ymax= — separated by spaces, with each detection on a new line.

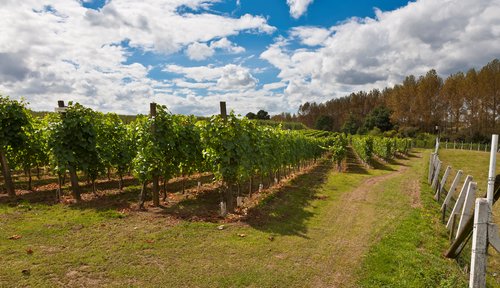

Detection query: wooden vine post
xmin=56 ymin=100 xmax=81 ymax=202
xmin=219 ymin=101 xmax=229 ymax=216
xmin=0 ymin=146 xmax=14 ymax=197
xmin=150 ymin=102 xmax=160 ymax=207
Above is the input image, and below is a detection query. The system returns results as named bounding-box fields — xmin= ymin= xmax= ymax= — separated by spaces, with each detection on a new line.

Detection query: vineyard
xmin=0 ymin=97 xmax=415 ymax=214
xmin=1 ymin=96 xmax=473 ymax=287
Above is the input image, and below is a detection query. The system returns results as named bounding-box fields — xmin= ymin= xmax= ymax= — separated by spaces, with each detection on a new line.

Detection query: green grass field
xmin=0 ymin=150 xmax=478 ymax=287
xmin=436 ymin=148 xmax=500 ymax=287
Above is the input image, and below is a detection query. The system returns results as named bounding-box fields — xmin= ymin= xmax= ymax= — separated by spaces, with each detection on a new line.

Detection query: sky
xmin=0 ymin=0 xmax=499 ymax=116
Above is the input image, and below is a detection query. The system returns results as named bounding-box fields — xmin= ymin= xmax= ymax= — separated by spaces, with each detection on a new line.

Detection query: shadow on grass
xmin=406 ymin=151 xmax=421 ymax=158
xmin=369 ymin=158 xmax=397 ymax=171
xmin=159 ymin=187 xmax=221 ymax=221
xmin=2 ymin=165 xmax=334 ymax=237
xmin=0 ymin=173 xmax=213 ymax=206
xmin=244 ymin=162 xmax=333 ymax=238
xmin=0 ymin=189 xmax=58 ymax=205
xmin=69 ymin=186 xmax=142 ymax=212
xmin=345 ymin=147 xmax=369 ymax=175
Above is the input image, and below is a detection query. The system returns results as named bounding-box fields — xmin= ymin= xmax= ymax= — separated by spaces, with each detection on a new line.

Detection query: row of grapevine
xmin=351 ymin=135 xmax=412 ymax=163
xmin=198 ymin=112 xmax=326 ymax=213
xmin=351 ymin=135 xmax=374 ymax=163
xmin=300 ymin=130 xmax=333 ymax=138
xmin=0 ymin=98 xmax=333 ymax=214
xmin=373 ymin=137 xmax=395 ymax=160
xmin=322 ymin=134 xmax=348 ymax=171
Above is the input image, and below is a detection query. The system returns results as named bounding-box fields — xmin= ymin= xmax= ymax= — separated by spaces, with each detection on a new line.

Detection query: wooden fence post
xmin=431 ymin=161 xmax=442 ymax=191
xmin=435 ymin=165 xmax=451 ymax=201
xmin=456 ymin=181 xmax=476 ymax=238
xmin=441 ymin=170 xmax=463 ymax=211
xmin=469 ymin=198 xmax=489 ymax=288
xmin=447 ymin=175 xmax=473 ymax=230
xmin=487 ymin=135 xmax=498 ymax=209
xmin=428 ymin=152 xmax=436 ymax=184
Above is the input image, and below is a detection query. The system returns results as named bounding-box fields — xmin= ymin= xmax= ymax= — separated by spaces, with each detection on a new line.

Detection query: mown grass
xmin=0 ymin=160 xmax=382 ymax=287
xmin=437 ymin=149 xmax=500 ymax=287
xmin=0 ymin=151 xmax=470 ymax=287
xmin=357 ymin=150 xmax=468 ymax=287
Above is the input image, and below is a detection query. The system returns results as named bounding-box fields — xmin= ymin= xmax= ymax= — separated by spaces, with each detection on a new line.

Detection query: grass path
xmin=0 ymin=151 xmax=466 ymax=287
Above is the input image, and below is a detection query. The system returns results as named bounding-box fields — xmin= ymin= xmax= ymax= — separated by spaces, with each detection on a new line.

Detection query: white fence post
xmin=435 ymin=165 xmax=451 ymax=200
xmin=447 ymin=175 xmax=473 ymax=230
xmin=431 ymin=161 xmax=442 ymax=190
xmin=470 ymin=198 xmax=489 ymax=288
xmin=441 ymin=170 xmax=463 ymax=211
xmin=456 ymin=181 xmax=477 ymax=238
xmin=428 ymin=152 xmax=436 ymax=184
xmin=487 ymin=135 xmax=498 ymax=209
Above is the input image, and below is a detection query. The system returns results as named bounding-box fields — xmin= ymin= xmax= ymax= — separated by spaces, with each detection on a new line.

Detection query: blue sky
xmin=0 ymin=0 xmax=499 ymax=115
xmin=85 ymin=0 xmax=410 ymax=92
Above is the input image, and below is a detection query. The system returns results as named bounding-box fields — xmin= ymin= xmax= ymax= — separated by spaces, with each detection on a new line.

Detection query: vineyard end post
xmin=56 ymin=100 xmax=81 ymax=201
xmin=150 ymin=102 xmax=160 ymax=207
xmin=220 ymin=101 xmax=227 ymax=120
xmin=219 ymin=101 xmax=231 ymax=215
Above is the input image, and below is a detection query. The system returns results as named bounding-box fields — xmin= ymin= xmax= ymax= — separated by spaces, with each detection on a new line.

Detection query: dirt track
xmin=313 ymin=154 xmax=422 ymax=287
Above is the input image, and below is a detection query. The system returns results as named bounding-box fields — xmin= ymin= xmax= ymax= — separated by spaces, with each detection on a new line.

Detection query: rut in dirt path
xmin=314 ymin=153 xmax=422 ymax=288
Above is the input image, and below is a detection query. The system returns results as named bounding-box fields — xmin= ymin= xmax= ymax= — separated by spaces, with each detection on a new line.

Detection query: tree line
xmin=272 ymin=59 xmax=500 ymax=141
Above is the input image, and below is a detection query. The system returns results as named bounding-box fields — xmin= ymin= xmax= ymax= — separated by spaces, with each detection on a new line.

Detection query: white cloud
xmin=186 ymin=42 xmax=215 ymax=60
xmin=287 ymin=0 xmax=314 ymax=19
xmin=263 ymin=82 xmax=287 ymax=91
xmin=173 ymin=78 xmax=215 ymax=89
xmin=0 ymin=0 xmax=274 ymax=113
xmin=0 ymin=0 xmax=498 ymax=116
xmin=211 ymin=38 xmax=246 ymax=54
xmin=164 ymin=63 xmax=257 ymax=90
xmin=164 ymin=64 xmax=224 ymax=82
xmin=185 ymin=38 xmax=245 ymax=61
xmin=155 ymin=88 xmax=288 ymax=116
xmin=216 ymin=64 xmax=257 ymax=90
xmin=290 ymin=26 xmax=330 ymax=46
xmin=263 ymin=0 xmax=500 ymax=108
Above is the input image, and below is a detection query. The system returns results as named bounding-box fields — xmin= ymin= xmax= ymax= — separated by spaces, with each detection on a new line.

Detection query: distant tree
xmin=271 ymin=112 xmax=296 ymax=122
xmin=246 ymin=112 xmax=256 ymax=119
xmin=256 ymin=110 xmax=270 ymax=120
xmin=341 ymin=113 xmax=361 ymax=134
xmin=363 ymin=106 xmax=393 ymax=132
xmin=416 ymin=69 xmax=443 ymax=132
xmin=315 ymin=115 xmax=333 ymax=131
xmin=441 ymin=72 xmax=465 ymax=133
